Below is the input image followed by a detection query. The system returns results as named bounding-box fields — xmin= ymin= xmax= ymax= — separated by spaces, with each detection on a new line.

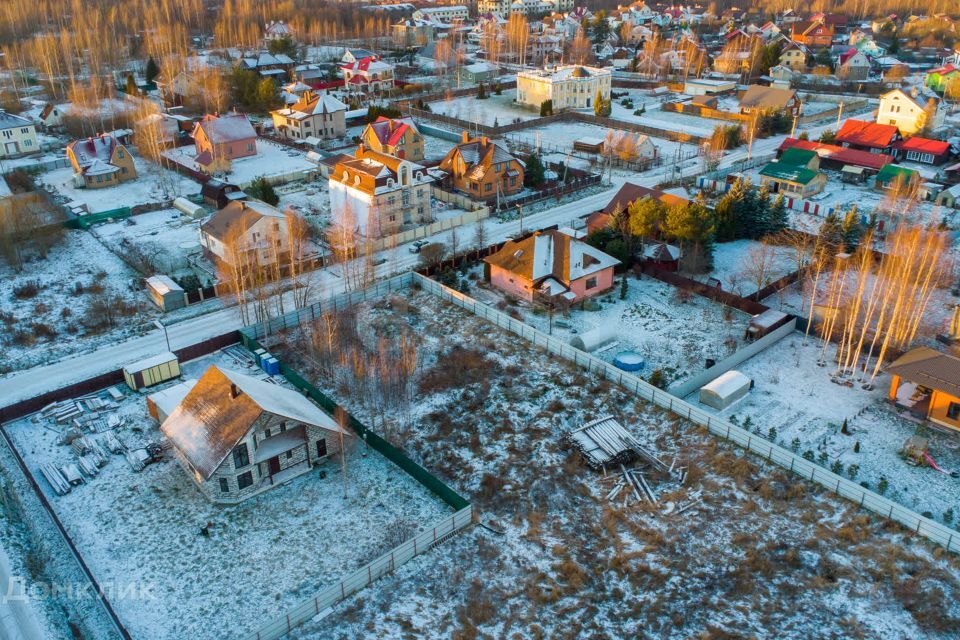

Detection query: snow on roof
xmin=486 ymin=230 xmax=620 ymax=286
xmin=84 ymin=159 xmax=120 ymax=176
xmin=147 ymin=379 xmax=197 ymax=420
xmin=67 ymin=134 xmax=120 ymax=169
xmin=124 ymin=352 xmax=178 ymax=375
xmin=160 ymin=365 xmax=347 ymax=480
xmin=0 ymin=110 xmax=33 ymax=130
xmin=146 ymin=275 xmax=184 ymax=295
xmin=196 ymin=114 xmax=256 ymax=144
xmin=701 ymin=370 xmax=751 ymax=399
xmin=464 ymin=62 xmax=496 ymax=73
xmin=518 ymin=65 xmax=610 ymax=82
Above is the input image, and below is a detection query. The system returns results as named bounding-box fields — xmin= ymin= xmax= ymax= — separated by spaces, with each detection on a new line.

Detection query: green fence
xmin=239 ymin=331 xmax=470 ymax=511
xmin=65 ymin=207 xmax=132 ymax=229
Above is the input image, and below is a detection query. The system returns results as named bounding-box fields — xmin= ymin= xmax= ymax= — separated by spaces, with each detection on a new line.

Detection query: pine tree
xmin=753 ymin=184 xmax=772 ymax=238
xmin=524 ymin=153 xmax=546 ymax=187
xmin=540 ymin=99 xmax=553 ymax=116
xmin=768 ymin=194 xmax=788 ymax=235
xmin=145 ymin=56 xmax=160 ymax=85
xmin=713 ymin=184 xmax=740 ymax=242
xmin=477 ymin=82 xmax=487 ymax=99
xmin=620 ymin=275 xmax=628 ymax=300
xmin=841 ymin=207 xmax=863 ymax=250
xmin=248 ymin=177 xmax=280 ymax=206
xmin=819 ymin=212 xmax=845 ymax=250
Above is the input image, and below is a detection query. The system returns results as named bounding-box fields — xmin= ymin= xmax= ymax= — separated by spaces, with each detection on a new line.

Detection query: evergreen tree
xmin=819 ymin=212 xmax=845 ymax=250
xmin=768 ymin=194 xmax=788 ymax=235
xmin=493 ymin=82 xmax=502 ymax=95
xmin=841 ymin=206 xmax=863 ymax=249
xmin=477 ymin=82 xmax=487 ymax=99
xmin=145 ymin=56 xmax=160 ymax=84
xmin=594 ymin=89 xmax=611 ymax=117
xmin=540 ymin=99 xmax=553 ymax=116
xmin=589 ymin=11 xmax=611 ymax=44
xmin=255 ymin=77 xmax=278 ymax=110
xmin=247 ymin=177 xmax=280 ymax=206
xmin=713 ymin=180 xmax=742 ymax=242
xmin=628 ymin=197 xmax=666 ymax=250
xmin=524 ymin=153 xmax=546 ymax=187
xmin=665 ymin=199 xmax=715 ymax=274
xmin=819 ymin=129 xmax=836 ymax=144
xmin=752 ymin=183 xmax=772 ymax=238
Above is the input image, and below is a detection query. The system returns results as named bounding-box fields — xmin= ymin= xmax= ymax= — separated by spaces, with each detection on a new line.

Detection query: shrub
xmin=877 ymin=475 xmax=889 ymax=495
xmin=12 ymin=280 xmax=42 ymax=299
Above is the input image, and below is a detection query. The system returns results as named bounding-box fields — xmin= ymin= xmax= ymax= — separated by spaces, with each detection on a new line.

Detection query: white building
xmin=270 ymin=91 xmax=347 ymax=142
xmin=479 ymin=0 xmax=572 ymax=16
xmin=0 ymin=110 xmax=38 ymax=158
xmin=412 ymin=5 xmax=468 ymax=23
xmin=877 ymin=88 xmax=943 ymax=136
xmin=516 ymin=65 xmax=612 ymax=111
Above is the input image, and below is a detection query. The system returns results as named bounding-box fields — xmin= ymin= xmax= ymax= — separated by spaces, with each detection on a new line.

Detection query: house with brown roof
xmin=887 ymin=347 xmax=960 ymax=433
xmin=835 ymin=119 xmax=901 ymax=153
xmin=270 ymin=91 xmax=347 ymax=142
xmin=66 ymin=133 xmax=137 ymax=189
xmin=585 ymin=183 xmax=690 ymax=233
xmin=778 ymin=41 xmax=808 ymax=71
xmin=328 ymin=145 xmax=434 ymax=238
xmin=790 ymin=19 xmax=834 ymax=48
xmin=360 ymin=117 xmax=425 ymax=162
xmin=437 ymin=132 xmax=524 ymax=202
xmin=738 ymin=85 xmax=801 ymax=117
xmin=484 ymin=229 xmax=620 ymax=304
xmin=192 ymin=113 xmax=258 ymax=174
xmin=199 ymin=200 xmax=294 ymax=267
xmin=160 ymin=365 xmax=348 ymax=504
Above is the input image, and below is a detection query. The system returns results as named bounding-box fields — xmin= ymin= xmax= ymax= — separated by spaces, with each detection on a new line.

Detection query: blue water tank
xmin=613 ymin=351 xmax=645 ymax=372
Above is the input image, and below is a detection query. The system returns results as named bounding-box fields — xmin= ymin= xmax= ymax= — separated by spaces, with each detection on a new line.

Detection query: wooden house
xmin=437 ymin=132 xmax=524 ymax=202
xmin=887 ymin=347 xmax=960 ymax=433
xmin=160 ymin=365 xmax=349 ymax=504
xmin=66 ymin=134 xmax=137 ymax=189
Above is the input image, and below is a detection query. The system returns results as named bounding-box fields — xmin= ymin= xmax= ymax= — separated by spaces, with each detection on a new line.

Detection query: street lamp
xmin=153 ymin=320 xmax=171 ymax=352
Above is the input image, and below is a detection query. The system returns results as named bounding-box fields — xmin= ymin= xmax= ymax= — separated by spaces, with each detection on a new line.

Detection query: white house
xmin=199 ymin=200 xmax=295 ymax=267
xmin=270 ymin=91 xmax=347 ymax=141
xmin=160 ymin=365 xmax=348 ymax=504
xmin=877 ymin=88 xmax=943 ymax=136
xmin=341 ymin=57 xmax=395 ymax=97
xmin=412 ymin=5 xmax=468 ymax=23
xmin=0 ymin=110 xmax=38 ymax=158
xmin=516 ymin=65 xmax=612 ymax=111
xmin=328 ymin=146 xmax=434 ymax=239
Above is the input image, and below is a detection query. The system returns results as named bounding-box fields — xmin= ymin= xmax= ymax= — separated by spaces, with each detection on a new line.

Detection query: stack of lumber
xmin=41 ymin=464 xmax=71 ymax=495
xmin=567 ymin=416 xmax=668 ymax=473
xmin=100 ymin=432 xmax=126 ymax=455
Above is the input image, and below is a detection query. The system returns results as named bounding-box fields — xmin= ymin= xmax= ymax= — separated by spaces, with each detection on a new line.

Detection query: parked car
xmin=409 ymin=239 xmax=429 ymax=253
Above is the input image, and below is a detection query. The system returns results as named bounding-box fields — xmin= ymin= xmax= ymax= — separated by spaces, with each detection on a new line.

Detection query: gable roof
xmin=67 ymin=134 xmax=121 ymax=169
xmin=601 ymin=182 xmax=690 ymax=215
xmin=438 ymin=135 xmax=520 ymax=181
xmin=160 ymin=365 xmax=346 ymax=481
xmin=927 ymin=64 xmax=960 ymax=77
xmin=881 ymin=88 xmax=926 ymax=111
xmin=886 ymin=347 xmax=960 ymax=399
xmin=0 ymin=110 xmax=33 ymax=131
xmin=739 ymin=84 xmax=797 ymax=111
xmin=876 ymin=163 xmax=918 ymax=184
xmin=365 ymin=116 xmax=419 ymax=147
xmin=484 ymin=230 xmax=620 ymax=286
xmin=760 ymin=161 xmax=820 ymax=185
xmin=778 ymin=138 xmax=893 ymax=170
xmin=893 ymin=136 xmax=951 ymax=156
xmin=287 ymin=91 xmax=347 ymax=116
xmin=200 ymin=200 xmax=286 ymax=242
xmin=835 ymin=119 xmax=899 ymax=148
xmin=195 ymin=114 xmax=257 ymax=145
xmin=779 ymin=147 xmax=817 ymax=165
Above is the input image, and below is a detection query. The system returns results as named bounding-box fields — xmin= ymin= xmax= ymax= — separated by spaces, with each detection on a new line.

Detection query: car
xmin=409 ymin=239 xmax=429 ymax=253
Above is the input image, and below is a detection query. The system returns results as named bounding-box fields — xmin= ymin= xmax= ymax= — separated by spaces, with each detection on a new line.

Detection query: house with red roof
xmin=777 ymin=138 xmax=893 ymax=174
xmin=892 ymin=137 xmax=952 ymax=165
xmin=341 ymin=56 xmax=395 ymax=97
xmin=836 ymin=48 xmax=870 ymax=81
xmin=360 ymin=117 xmax=425 ymax=162
xmin=66 ymin=133 xmax=138 ymax=189
xmin=834 ymin=119 xmax=900 ymax=154
xmin=790 ymin=19 xmax=834 ymax=48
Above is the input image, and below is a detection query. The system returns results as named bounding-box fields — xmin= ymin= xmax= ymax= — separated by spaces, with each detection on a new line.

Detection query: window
xmin=304 ymin=121 xmax=311 ymax=128
xmin=316 ymin=439 xmax=328 ymax=457
xmin=510 ymin=177 xmax=516 ymax=187
xmin=233 ymin=443 xmax=250 ymax=469
xmin=219 ymin=478 xmax=229 ymax=493
xmin=485 ymin=183 xmax=492 ymax=192
xmin=586 ymin=277 xmax=598 ymax=289
xmin=279 ymin=422 xmax=286 ymax=432
xmin=237 ymin=470 xmax=254 ymax=490
xmin=948 ymin=403 xmax=960 ymax=420
xmin=286 ymin=451 xmax=293 ymax=459
xmin=117 ymin=150 xmax=124 ymax=158
xmin=247 ymin=143 xmax=254 ymax=152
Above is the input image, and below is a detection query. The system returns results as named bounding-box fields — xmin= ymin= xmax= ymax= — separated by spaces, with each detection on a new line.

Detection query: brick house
xmin=360 ymin=117 xmax=425 ymax=162
xmin=192 ymin=113 xmax=258 ymax=174
xmin=270 ymin=91 xmax=347 ymax=141
xmin=484 ymin=229 xmax=620 ymax=303
xmin=66 ymin=133 xmax=138 ymax=189
xmin=790 ymin=19 xmax=834 ymax=48
xmin=437 ymin=132 xmax=525 ymax=202
xmin=160 ymin=365 xmax=348 ymax=504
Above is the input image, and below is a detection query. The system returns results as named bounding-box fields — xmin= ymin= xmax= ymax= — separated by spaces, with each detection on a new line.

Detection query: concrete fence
xmin=414 ymin=273 xmax=960 ymax=553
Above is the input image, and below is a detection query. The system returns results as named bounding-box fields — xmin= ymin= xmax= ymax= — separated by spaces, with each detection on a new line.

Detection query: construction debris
xmin=41 ymin=464 xmax=71 ymax=496
xmin=566 ymin=416 xmax=668 ymax=472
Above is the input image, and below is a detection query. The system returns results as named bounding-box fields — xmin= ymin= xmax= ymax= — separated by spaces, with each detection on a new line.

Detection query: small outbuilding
xmin=123 ymin=352 xmax=180 ymax=391
xmin=146 ymin=379 xmax=198 ymax=422
xmin=747 ymin=309 xmax=790 ymax=339
xmin=570 ymin=325 xmax=618 ymax=352
xmin=699 ymin=370 xmax=752 ymax=410
xmin=145 ymin=275 xmax=186 ymax=311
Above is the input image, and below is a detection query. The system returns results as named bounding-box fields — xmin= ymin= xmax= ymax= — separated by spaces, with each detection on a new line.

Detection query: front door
xmin=268 ymin=456 xmax=281 ymax=476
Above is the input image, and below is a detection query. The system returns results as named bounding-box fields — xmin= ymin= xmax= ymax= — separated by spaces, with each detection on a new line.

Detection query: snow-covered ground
xmin=709 ymin=239 xmax=798 ymax=295
xmin=163 ymin=140 xmax=315 ymax=188
xmin=4 ymin=349 xmax=452 ymax=640
xmin=36 ymin=156 xmax=200 ymax=213
xmin=95 ymin=208 xmax=205 ymax=275
xmin=428 ymin=90 xmax=536 ymax=127
xmin=421 ymin=133 xmax=455 ymax=161
xmin=470 ymin=268 xmax=749 ymax=388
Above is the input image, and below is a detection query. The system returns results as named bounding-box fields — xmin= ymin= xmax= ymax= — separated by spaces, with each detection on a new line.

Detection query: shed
xmin=201 ymin=179 xmax=246 ymax=209
xmin=840 ymin=165 xmax=866 ymax=183
xmin=123 ymin=352 xmax=180 ymax=390
xmin=747 ymin=309 xmax=789 ymax=339
xmin=145 ymin=275 xmax=186 ymax=311
xmin=573 ymin=137 xmax=605 ymax=153
xmin=570 ymin=325 xmax=617 ymax=352
xmin=146 ymin=379 xmax=197 ymax=422
xmin=699 ymin=370 xmax=752 ymax=409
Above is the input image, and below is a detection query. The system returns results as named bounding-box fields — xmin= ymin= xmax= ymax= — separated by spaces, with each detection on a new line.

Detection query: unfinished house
xmin=887 ymin=347 xmax=960 ymax=433
xmin=160 ymin=365 xmax=348 ymax=504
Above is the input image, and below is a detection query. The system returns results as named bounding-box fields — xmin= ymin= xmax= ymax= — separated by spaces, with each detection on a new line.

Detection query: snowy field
xmin=428 ymin=90 xmax=537 ymax=127
xmin=163 ymin=140 xmax=315 ymax=187
xmin=5 ymin=349 xmax=451 ymax=640
xmin=685 ymin=333 xmax=960 ymax=524
xmin=36 ymin=156 xmax=200 ymax=213
xmin=470 ymin=268 xmax=750 ymax=388
xmin=708 ymin=239 xmax=799 ymax=295
xmin=95 ymin=208 xmax=205 ymax=275
xmin=266 ymin=287 xmax=960 ymax=640
xmin=508 ymin=119 xmax=697 ymax=163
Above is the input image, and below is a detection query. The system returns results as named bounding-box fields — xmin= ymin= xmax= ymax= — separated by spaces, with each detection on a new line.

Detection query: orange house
xmin=790 ymin=20 xmax=835 ymax=48
xmin=484 ymin=230 xmax=619 ymax=304
xmin=438 ymin=132 xmax=525 ymax=202
xmin=361 ymin=117 xmax=425 ymax=162
xmin=886 ymin=347 xmax=960 ymax=433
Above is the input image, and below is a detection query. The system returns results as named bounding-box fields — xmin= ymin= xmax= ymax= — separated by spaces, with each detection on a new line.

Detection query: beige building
xmin=199 ymin=200 xmax=294 ymax=267
xmin=270 ymin=91 xmax=347 ymax=142
xmin=66 ymin=134 xmax=137 ymax=189
xmin=360 ymin=117 xmax=425 ymax=162
xmin=0 ymin=110 xmax=39 ymax=158
xmin=516 ymin=65 xmax=612 ymax=111
xmin=328 ymin=146 xmax=434 ymax=238
xmin=877 ymin=88 xmax=943 ymax=136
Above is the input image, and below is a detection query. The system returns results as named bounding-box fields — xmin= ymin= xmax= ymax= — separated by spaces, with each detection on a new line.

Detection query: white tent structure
xmin=699 ymin=370 xmax=752 ymax=410
xmin=570 ymin=325 xmax=617 ymax=352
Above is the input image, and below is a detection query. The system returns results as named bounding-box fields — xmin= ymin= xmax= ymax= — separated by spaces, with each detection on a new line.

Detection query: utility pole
xmin=836 ymin=100 xmax=844 ymax=130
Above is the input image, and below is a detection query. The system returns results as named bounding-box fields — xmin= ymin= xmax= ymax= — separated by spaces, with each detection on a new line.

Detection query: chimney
xmin=481 ymin=136 xmax=489 ymax=146
xmin=230 ymin=383 xmax=241 ymax=399
xmin=461 ymin=130 xmax=470 ymax=143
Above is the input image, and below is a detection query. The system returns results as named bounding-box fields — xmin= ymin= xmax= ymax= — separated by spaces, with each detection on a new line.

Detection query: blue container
xmin=265 ymin=357 xmax=280 ymax=376
xmin=613 ymin=351 xmax=645 ymax=372
xmin=254 ymin=348 xmax=266 ymax=366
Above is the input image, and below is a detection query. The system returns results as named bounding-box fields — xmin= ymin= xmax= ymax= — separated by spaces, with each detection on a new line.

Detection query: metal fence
xmin=414 ymin=273 xmax=960 ymax=553
xmin=239 ymin=507 xmax=472 ymax=640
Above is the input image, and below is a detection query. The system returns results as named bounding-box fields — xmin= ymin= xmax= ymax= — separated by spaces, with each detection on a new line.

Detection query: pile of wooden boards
xmin=566 ymin=416 xmax=671 ymax=474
